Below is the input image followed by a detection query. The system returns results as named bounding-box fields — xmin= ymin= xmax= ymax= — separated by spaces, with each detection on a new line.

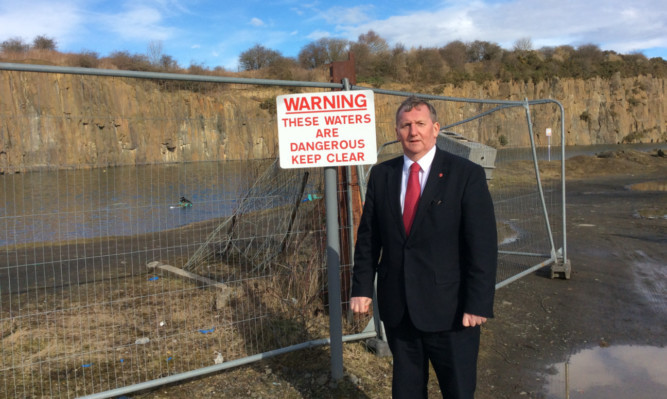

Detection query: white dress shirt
xmin=400 ymin=146 xmax=436 ymax=213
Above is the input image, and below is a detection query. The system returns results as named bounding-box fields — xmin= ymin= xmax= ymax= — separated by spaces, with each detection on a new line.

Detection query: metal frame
xmin=0 ymin=62 xmax=569 ymax=398
xmin=353 ymin=90 xmax=570 ymax=285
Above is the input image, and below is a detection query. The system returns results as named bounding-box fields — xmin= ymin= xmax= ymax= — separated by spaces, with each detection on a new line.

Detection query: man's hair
xmin=395 ymin=96 xmax=438 ymax=125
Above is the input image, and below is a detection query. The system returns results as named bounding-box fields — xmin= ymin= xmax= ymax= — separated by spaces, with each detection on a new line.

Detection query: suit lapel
xmin=410 ymin=149 xmax=449 ymax=236
xmin=386 ymin=157 xmax=404 ymax=235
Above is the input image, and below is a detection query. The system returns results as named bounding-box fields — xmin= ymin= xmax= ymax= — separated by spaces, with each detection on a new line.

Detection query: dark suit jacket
xmin=351 ymin=148 xmax=498 ymax=332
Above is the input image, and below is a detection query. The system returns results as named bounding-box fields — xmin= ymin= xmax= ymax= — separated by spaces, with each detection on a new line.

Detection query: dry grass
xmin=0 ymin=260 xmax=349 ymax=398
xmin=0 ymin=189 xmax=357 ymax=398
xmin=0 ymin=49 xmax=331 ymax=83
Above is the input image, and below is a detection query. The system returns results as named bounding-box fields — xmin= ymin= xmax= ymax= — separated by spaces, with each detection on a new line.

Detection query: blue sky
xmin=1 ymin=0 xmax=665 ymax=70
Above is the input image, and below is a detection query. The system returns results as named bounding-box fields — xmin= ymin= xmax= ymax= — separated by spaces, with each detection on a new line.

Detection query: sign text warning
xmin=276 ymin=90 xmax=377 ymax=168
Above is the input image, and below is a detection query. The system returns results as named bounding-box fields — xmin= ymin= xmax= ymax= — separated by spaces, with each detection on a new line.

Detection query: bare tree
xmin=269 ymin=56 xmax=299 ymax=80
xmin=538 ymin=46 xmax=556 ymax=58
xmin=513 ymin=37 xmax=533 ymax=52
xmin=159 ymin=54 xmax=179 ymax=71
xmin=347 ymin=30 xmax=391 ymax=80
xmin=147 ymin=40 xmax=164 ymax=65
xmin=349 ymin=41 xmax=372 ymax=77
xmin=326 ymin=38 xmax=349 ymax=63
xmin=388 ymin=43 xmax=408 ymax=81
xmin=298 ymin=38 xmax=349 ymax=69
xmin=358 ymin=30 xmax=389 ymax=53
xmin=576 ymin=43 xmax=603 ymax=60
xmin=239 ymin=44 xmax=282 ymax=70
xmin=1 ymin=37 xmax=29 ymax=53
xmin=440 ymin=40 xmax=467 ymax=71
xmin=71 ymin=50 xmax=99 ymax=68
xmin=298 ymin=40 xmax=328 ymax=69
xmin=32 ymin=35 xmax=57 ymax=50
xmin=409 ymin=47 xmax=445 ymax=83
xmin=107 ymin=51 xmax=152 ymax=71
xmin=552 ymin=45 xmax=575 ymax=61
xmin=466 ymin=40 xmax=502 ymax=62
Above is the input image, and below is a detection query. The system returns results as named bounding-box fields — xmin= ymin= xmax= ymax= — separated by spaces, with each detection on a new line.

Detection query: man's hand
xmin=350 ymin=296 xmax=372 ymax=313
xmin=462 ymin=313 xmax=487 ymax=327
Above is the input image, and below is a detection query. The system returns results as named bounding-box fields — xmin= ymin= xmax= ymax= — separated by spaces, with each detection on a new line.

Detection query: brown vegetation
xmin=2 ymin=32 xmax=666 ymax=87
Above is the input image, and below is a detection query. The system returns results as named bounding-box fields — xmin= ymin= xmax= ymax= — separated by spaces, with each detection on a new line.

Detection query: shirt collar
xmin=403 ymin=145 xmax=436 ymax=173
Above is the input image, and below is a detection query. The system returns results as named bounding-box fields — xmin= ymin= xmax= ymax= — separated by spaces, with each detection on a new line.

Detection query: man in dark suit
xmin=350 ymin=96 xmax=497 ymax=398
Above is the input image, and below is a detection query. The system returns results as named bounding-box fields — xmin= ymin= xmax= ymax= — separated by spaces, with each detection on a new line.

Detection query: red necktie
xmin=403 ymin=162 xmax=421 ymax=236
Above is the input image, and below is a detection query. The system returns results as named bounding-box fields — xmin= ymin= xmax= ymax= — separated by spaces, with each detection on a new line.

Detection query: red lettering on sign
xmin=281 ymin=116 xmax=319 ymax=127
xmin=315 ymin=128 xmax=339 ymax=138
xmin=291 ymin=154 xmax=322 ymax=165
xmin=326 ymin=152 xmax=365 ymax=163
xmin=283 ymin=93 xmax=368 ymax=113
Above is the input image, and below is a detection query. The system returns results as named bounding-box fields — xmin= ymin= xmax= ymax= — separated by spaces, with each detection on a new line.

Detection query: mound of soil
xmin=566 ymin=149 xmax=666 ymax=178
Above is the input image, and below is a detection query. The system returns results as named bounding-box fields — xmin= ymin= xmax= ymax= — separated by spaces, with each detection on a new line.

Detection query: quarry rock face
xmin=0 ymin=70 xmax=664 ymax=173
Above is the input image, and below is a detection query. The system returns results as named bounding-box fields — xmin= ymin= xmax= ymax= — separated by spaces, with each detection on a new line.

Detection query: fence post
xmin=325 ymin=166 xmax=344 ymax=381
xmin=330 ymin=55 xmax=360 ymax=313
xmin=523 ymin=98 xmax=558 ymax=261
xmin=325 ymin=60 xmax=359 ymax=382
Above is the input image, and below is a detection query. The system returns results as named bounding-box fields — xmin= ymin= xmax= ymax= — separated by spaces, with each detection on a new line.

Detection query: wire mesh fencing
xmin=0 ymin=64 xmax=566 ymax=398
xmin=365 ymin=93 xmax=567 ymax=288
xmin=0 ymin=159 xmax=341 ymax=398
xmin=0 ymin=68 xmax=368 ymax=398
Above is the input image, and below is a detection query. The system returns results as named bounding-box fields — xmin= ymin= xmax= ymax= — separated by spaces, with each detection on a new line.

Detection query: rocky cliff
xmin=0 ymin=70 xmax=664 ymax=173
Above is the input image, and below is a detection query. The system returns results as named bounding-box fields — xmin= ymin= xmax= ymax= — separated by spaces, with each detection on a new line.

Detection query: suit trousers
xmin=385 ymin=312 xmax=480 ymax=399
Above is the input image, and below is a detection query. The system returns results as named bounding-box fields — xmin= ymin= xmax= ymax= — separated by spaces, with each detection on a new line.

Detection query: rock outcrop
xmin=0 ymin=70 xmax=664 ymax=173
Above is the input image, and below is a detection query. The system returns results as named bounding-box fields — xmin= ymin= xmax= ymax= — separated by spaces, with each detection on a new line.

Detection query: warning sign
xmin=276 ymin=90 xmax=377 ymax=168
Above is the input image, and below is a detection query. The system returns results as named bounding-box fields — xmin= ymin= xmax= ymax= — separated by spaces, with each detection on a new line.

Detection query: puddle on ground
xmin=544 ymin=345 xmax=667 ymax=398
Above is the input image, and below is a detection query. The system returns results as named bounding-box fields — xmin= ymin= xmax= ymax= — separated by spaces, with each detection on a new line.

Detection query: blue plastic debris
xmin=199 ymin=328 xmax=215 ymax=334
xmin=166 ymin=357 xmax=173 ymax=362
xmin=147 ymin=276 xmax=159 ymax=281
xmin=82 ymin=363 xmax=92 ymax=368
xmin=302 ymin=193 xmax=323 ymax=202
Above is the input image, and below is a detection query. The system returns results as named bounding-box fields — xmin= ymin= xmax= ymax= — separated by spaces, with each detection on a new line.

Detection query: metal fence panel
xmin=0 ymin=64 xmax=566 ymax=398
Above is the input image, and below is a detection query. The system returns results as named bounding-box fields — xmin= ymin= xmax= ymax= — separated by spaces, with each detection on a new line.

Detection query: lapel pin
xmin=439 ymin=173 xmax=444 ymax=178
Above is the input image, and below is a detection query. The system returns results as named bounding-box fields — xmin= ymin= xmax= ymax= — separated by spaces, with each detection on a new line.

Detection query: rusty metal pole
xmin=329 ymin=53 xmax=361 ymax=309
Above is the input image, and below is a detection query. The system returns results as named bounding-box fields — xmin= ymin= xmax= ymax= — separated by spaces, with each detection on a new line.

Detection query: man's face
xmin=396 ymin=105 xmax=440 ymax=161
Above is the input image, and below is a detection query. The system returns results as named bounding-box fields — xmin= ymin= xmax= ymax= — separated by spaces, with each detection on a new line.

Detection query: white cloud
xmin=317 ymin=5 xmax=373 ymax=25
xmin=306 ymin=30 xmax=331 ymax=40
xmin=151 ymin=0 xmax=191 ymax=15
xmin=0 ymin=0 xmax=83 ymax=46
xmin=100 ymin=4 xmax=175 ymax=41
xmin=1 ymin=0 xmax=664 ymax=68
xmin=334 ymin=0 xmax=667 ymax=53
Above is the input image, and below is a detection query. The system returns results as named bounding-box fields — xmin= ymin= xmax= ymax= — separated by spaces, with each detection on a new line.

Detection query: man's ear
xmin=432 ymin=121 xmax=441 ymax=137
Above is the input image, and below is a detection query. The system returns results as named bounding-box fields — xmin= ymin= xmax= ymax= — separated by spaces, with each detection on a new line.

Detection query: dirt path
xmin=478 ymin=153 xmax=667 ymax=398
